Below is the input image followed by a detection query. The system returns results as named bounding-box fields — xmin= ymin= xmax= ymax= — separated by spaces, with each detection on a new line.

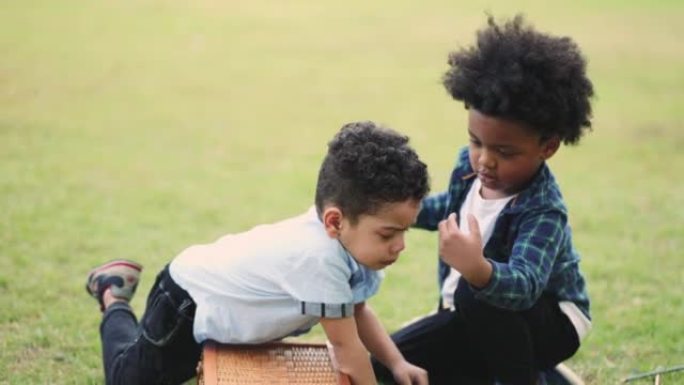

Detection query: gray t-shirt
xmin=170 ymin=206 xmax=383 ymax=344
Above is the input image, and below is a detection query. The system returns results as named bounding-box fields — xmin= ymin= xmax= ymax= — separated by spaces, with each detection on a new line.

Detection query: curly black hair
xmin=443 ymin=15 xmax=594 ymax=144
xmin=315 ymin=121 xmax=429 ymax=222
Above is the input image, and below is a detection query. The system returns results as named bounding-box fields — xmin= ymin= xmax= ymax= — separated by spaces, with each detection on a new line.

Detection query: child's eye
xmin=469 ymin=138 xmax=482 ymax=147
xmin=378 ymin=233 xmax=394 ymax=240
xmin=497 ymin=148 xmax=516 ymax=157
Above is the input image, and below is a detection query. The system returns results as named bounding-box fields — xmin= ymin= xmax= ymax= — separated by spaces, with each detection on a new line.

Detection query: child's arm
xmin=354 ymin=302 xmax=428 ymax=385
xmin=416 ymin=147 xmax=471 ymax=231
xmin=414 ymin=192 xmax=450 ymax=230
xmin=320 ymin=316 xmax=376 ymax=385
xmin=439 ymin=210 xmax=567 ymax=310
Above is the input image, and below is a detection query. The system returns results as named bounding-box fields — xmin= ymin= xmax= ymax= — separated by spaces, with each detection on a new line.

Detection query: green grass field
xmin=2 ymin=0 xmax=683 ymax=383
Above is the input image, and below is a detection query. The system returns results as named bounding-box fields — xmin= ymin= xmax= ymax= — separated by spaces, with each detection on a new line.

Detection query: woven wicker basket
xmin=197 ymin=341 xmax=351 ymax=385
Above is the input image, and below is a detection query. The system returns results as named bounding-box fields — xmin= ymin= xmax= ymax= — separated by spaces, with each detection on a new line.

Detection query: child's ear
xmin=540 ymin=136 xmax=561 ymax=160
xmin=322 ymin=207 xmax=343 ymax=238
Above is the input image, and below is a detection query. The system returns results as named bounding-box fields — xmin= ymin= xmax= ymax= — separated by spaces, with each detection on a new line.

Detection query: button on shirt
xmin=169 ymin=207 xmax=383 ymax=344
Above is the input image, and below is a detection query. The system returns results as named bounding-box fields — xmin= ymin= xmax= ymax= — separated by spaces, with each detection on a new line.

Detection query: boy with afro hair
xmin=373 ymin=15 xmax=593 ymax=385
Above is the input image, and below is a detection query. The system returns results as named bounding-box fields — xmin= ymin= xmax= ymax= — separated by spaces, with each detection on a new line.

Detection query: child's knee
xmin=455 ymin=295 xmax=526 ymax=332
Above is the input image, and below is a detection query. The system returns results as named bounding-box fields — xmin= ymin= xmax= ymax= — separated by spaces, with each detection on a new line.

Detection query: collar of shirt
xmin=307 ymin=206 xmax=363 ymax=283
xmin=338 ymin=240 xmax=364 ymax=286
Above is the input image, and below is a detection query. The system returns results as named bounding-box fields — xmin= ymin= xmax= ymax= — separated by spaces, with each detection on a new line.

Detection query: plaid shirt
xmin=416 ymin=147 xmax=591 ymax=318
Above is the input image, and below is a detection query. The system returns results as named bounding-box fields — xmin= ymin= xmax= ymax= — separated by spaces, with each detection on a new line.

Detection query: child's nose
xmin=478 ymin=149 xmax=496 ymax=169
xmin=391 ymin=237 xmax=405 ymax=254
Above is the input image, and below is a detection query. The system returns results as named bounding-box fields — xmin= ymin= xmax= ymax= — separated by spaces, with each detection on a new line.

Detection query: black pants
xmin=372 ymin=292 xmax=579 ymax=385
xmin=100 ymin=265 xmax=201 ymax=385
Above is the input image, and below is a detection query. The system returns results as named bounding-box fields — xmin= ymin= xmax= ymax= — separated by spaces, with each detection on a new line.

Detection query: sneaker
xmin=85 ymin=259 xmax=143 ymax=311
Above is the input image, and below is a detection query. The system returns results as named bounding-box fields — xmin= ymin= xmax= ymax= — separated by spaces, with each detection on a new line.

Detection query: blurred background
xmin=1 ymin=0 xmax=683 ymax=383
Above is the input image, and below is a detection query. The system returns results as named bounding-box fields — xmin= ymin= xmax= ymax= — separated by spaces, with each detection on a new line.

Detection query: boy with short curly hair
xmin=373 ymin=15 xmax=593 ymax=385
xmin=86 ymin=121 xmax=430 ymax=385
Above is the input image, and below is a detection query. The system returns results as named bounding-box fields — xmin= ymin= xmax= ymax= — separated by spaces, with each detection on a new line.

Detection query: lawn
xmin=1 ymin=0 xmax=683 ymax=383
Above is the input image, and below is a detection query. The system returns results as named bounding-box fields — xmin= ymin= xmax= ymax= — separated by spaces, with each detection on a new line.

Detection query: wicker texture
xmin=198 ymin=342 xmax=351 ymax=385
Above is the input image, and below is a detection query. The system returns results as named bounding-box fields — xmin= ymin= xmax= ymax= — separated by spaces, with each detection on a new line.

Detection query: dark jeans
xmin=372 ymin=292 xmax=580 ymax=385
xmin=100 ymin=265 xmax=201 ymax=385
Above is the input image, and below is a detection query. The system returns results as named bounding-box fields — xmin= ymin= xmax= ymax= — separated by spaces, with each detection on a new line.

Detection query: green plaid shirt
xmin=416 ymin=147 xmax=591 ymax=318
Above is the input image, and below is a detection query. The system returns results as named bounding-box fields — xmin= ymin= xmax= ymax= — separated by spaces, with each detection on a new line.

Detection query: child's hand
xmin=390 ymin=360 xmax=428 ymax=385
xmin=438 ymin=213 xmax=492 ymax=288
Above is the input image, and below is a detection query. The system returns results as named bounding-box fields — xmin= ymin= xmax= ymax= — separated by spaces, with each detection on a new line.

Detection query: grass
xmin=1 ymin=0 xmax=683 ymax=383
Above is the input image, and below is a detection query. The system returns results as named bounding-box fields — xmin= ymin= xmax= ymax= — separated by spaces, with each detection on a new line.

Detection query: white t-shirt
xmin=441 ymin=178 xmax=516 ymax=308
xmin=169 ymin=207 xmax=383 ymax=344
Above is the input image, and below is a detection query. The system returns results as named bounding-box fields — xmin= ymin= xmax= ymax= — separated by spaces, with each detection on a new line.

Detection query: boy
xmin=86 ymin=121 xmax=430 ymax=385
xmin=373 ymin=15 xmax=593 ymax=385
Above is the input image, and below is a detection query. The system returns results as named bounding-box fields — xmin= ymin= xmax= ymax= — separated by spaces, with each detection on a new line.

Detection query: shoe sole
xmin=85 ymin=259 xmax=143 ymax=298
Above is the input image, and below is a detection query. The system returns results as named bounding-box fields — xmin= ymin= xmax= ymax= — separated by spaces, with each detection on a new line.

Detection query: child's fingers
xmin=439 ymin=212 xmax=460 ymax=241
xmin=413 ymin=371 xmax=429 ymax=385
xmin=446 ymin=212 xmax=458 ymax=232
xmin=437 ymin=218 xmax=447 ymax=235
xmin=467 ymin=214 xmax=481 ymax=239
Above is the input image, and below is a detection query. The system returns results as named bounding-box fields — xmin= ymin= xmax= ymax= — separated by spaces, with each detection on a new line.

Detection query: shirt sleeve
xmin=415 ymin=148 xmax=469 ymax=231
xmin=282 ymin=249 xmax=356 ymax=319
xmin=349 ymin=266 xmax=383 ymax=304
xmin=472 ymin=208 xmax=566 ymax=310
xmin=415 ymin=191 xmax=450 ymax=230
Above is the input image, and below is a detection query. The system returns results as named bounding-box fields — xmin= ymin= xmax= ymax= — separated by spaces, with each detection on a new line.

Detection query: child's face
xmin=467 ymin=109 xmax=559 ymax=199
xmin=337 ymin=199 xmax=421 ymax=271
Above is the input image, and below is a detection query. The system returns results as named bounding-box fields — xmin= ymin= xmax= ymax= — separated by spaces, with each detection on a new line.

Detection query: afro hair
xmin=443 ymin=15 xmax=594 ymax=144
